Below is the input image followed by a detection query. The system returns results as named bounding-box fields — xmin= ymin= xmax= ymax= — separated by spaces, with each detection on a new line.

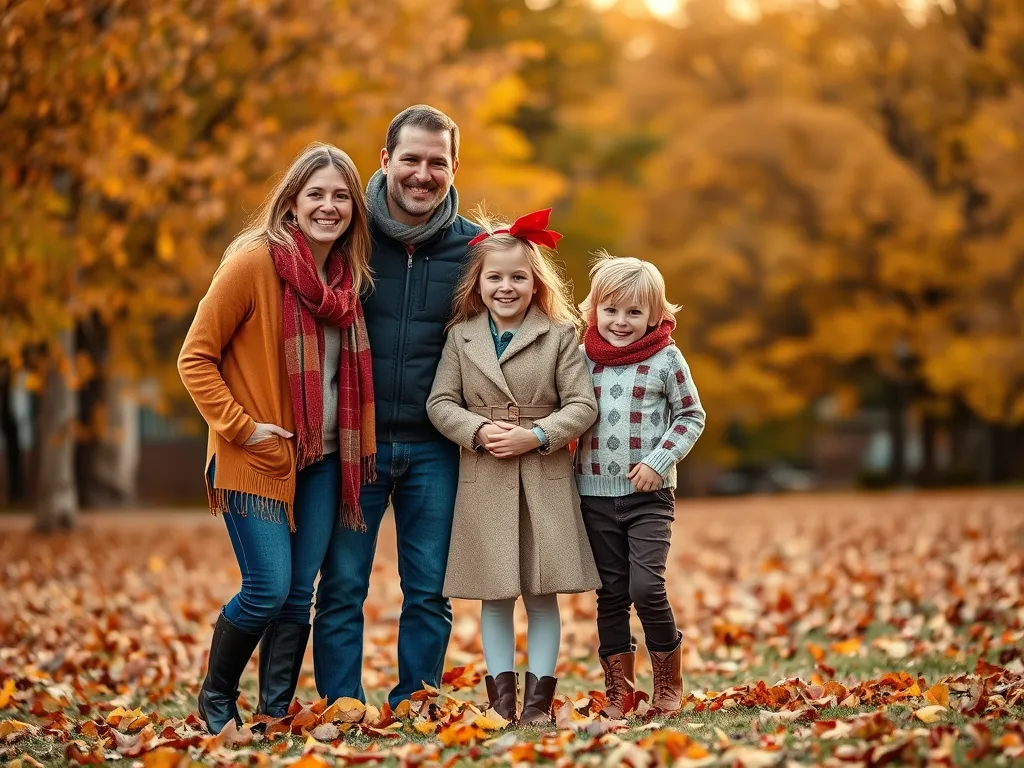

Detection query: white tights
xmin=479 ymin=594 xmax=561 ymax=678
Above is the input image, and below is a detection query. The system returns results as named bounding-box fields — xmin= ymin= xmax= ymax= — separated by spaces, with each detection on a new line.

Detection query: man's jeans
xmin=313 ymin=440 xmax=459 ymax=708
xmin=210 ymin=454 xmax=339 ymax=634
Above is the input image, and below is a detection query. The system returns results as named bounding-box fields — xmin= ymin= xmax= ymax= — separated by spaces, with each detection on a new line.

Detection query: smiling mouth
xmin=314 ymin=218 xmax=339 ymax=226
xmin=611 ymin=329 xmax=632 ymax=337
xmin=494 ymin=296 xmax=518 ymax=304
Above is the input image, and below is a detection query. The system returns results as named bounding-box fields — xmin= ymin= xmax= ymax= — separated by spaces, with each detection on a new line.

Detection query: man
xmin=313 ymin=105 xmax=480 ymax=708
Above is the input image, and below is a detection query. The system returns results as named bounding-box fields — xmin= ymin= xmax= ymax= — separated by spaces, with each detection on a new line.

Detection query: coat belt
xmin=468 ymin=404 xmax=556 ymax=424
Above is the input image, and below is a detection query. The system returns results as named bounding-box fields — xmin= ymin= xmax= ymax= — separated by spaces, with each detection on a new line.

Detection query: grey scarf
xmin=365 ymin=169 xmax=459 ymax=246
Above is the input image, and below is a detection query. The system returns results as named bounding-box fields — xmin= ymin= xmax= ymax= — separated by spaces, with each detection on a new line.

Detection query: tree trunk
xmin=0 ymin=361 xmax=25 ymax=503
xmin=75 ymin=315 xmax=106 ymax=507
xmin=88 ymin=374 xmax=139 ymax=506
xmin=74 ymin=315 xmax=139 ymax=507
xmin=920 ymin=413 xmax=937 ymax=486
xmin=887 ymin=378 xmax=908 ymax=486
xmin=989 ymin=423 xmax=1013 ymax=484
xmin=34 ymin=331 xmax=78 ymax=532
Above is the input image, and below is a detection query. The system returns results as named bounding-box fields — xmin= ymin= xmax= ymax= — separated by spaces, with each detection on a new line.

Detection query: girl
xmin=575 ymin=251 xmax=705 ymax=718
xmin=426 ymin=209 xmax=600 ymax=725
xmin=177 ymin=143 xmax=376 ymax=733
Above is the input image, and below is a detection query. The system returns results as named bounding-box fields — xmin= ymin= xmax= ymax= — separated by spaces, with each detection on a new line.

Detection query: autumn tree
xmin=568 ymin=0 xmax=1024 ymax=480
xmin=0 ymin=0 xmax=561 ymax=526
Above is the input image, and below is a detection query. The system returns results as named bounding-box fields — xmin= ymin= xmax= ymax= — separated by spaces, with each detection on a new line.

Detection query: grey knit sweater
xmin=574 ymin=344 xmax=705 ymax=496
xmin=319 ymin=262 xmax=340 ymax=456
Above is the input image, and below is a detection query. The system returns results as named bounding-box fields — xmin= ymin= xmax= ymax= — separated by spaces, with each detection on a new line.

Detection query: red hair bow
xmin=467 ymin=208 xmax=563 ymax=249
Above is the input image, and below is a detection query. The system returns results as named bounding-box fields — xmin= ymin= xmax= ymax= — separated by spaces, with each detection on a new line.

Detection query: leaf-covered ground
xmin=2 ymin=491 xmax=1023 ymax=766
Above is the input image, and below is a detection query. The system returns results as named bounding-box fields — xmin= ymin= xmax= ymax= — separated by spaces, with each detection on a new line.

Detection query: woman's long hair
xmin=447 ymin=209 xmax=581 ymax=333
xmin=224 ymin=142 xmax=373 ymax=294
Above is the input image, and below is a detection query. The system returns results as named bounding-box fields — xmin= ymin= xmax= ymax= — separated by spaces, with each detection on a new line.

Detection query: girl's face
xmin=596 ymin=300 xmax=654 ymax=347
xmin=290 ymin=165 xmax=353 ymax=253
xmin=478 ymin=245 xmax=536 ymax=331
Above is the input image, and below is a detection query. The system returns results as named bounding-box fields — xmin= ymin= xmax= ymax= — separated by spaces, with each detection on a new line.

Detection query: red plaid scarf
xmin=271 ymin=228 xmax=376 ymax=531
xmin=584 ymin=318 xmax=676 ymax=366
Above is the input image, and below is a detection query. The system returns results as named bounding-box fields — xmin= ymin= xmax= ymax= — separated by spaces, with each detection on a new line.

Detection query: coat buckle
xmin=507 ymin=405 xmax=520 ymax=423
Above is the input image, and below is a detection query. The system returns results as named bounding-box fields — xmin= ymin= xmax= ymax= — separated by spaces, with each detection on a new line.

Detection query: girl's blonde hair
xmin=224 ymin=142 xmax=373 ymax=294
xmin=447 ymin=210 xmax=581 ymax=331
xmin=579 ymin=249 xmax=680 ymax=326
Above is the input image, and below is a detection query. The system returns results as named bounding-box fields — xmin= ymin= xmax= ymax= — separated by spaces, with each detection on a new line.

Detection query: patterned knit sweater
xmin=575 ymin=344 xmax=706 ymax=496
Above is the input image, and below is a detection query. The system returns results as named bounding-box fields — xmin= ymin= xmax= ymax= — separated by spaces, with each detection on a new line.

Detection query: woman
xmin=177 ymin=143 xmax=375 ymax=733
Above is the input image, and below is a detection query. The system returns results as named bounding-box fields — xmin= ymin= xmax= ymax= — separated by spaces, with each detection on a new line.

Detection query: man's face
xmin=381 ymin=125 xmax=459 ymax=226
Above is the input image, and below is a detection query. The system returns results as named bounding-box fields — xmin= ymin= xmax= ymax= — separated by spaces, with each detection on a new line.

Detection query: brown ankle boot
xmin=649 ymin=643 xmax=683 ymax=713
xmin=484 ymin=671 xmax=518 ymax=723
xmin=520 ymin=672 xmax=557 ymax=725
xmin=599 ymin=651 xmax=637 ymax=718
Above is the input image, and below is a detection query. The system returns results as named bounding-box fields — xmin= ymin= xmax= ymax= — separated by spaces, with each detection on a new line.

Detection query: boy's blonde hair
xmin=447 ymin=209 xmax=582 ymax=331
xmin=579 ymin=249 xmax=680 ymax=326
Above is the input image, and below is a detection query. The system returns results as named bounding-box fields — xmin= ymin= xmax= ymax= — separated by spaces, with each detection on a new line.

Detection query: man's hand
xmin=245 ymin=422 xmax=294 ymax=445
xmin=628 ymin=462 xmax=663 ymax=492
xmin=484 ymin=421 xmax=542 ymax=458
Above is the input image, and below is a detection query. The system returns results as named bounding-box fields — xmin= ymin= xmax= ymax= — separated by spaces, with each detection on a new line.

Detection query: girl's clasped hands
xmin=476 ymin=421 xmax=542 ymax=458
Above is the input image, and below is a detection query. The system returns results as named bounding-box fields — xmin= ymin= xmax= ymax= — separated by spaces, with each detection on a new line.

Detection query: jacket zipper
xmin=390 ymin=249 xmax=415 ymax=441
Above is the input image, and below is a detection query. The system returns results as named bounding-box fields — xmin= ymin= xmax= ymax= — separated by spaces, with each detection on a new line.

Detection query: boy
xmin=575 ymin=251 xmax=706 ymax=717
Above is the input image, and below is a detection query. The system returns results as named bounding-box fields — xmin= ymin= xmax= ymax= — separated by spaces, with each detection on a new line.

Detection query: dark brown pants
xmin=580 ymin=490 xmax=681 ymax=656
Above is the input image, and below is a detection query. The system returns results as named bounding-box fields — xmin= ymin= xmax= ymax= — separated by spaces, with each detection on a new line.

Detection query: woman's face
xmin=290 ymin=165 xmax=353 ymax=252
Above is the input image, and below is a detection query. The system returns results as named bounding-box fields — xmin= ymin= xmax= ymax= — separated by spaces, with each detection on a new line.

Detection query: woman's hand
xmin=628 ymin=462 xmax=663 ymax=492
xmin=245 ymin=422 xmax=294 ymax=445
xmin=484 ymin=421 xmax=542 ymax=458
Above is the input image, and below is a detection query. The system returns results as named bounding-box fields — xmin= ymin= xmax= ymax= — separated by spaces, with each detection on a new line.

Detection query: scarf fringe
xmin=336 ymin=453 xmax=377 ymax=533
xmin=341 ymin=502 xmax=367 ymax=533
xmin=362 ymin=453 xmax=377 ymax=485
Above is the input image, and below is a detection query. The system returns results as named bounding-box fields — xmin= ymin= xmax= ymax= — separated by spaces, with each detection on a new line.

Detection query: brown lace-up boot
xmin=599 ymin=651 xmax=637 ymax=719
xmin=648 ymin=643 xmax=683 ymax=714
xmin=484 ymin=671 xmax=519 ymax=724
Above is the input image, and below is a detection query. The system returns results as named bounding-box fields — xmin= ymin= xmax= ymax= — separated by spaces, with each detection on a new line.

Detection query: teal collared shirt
xmin=487 ymin=313 xmax=548 ymax=448
xmin=489 ymin=313 xmax=516 ymax=360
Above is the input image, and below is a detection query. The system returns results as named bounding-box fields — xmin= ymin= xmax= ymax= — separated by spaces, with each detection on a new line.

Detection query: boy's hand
xmin=485 ymin=421 xmax=542 ymax=458
xmin=628 ymin=462 xmax=663 ymax=492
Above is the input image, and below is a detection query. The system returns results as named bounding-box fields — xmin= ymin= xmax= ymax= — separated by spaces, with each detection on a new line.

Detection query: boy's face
xmin=596 ymin=300 xmax=654 ymax=347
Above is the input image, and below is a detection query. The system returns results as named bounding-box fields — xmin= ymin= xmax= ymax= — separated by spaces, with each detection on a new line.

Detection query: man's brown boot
xmin=484 ymin=671 xmax=519 ymax=723
xmin=520 ymin=672 xmax=558 ymax=725
xmin=649 ymin=643 xmax=683 ymax=713
xmin=599 ymin=651 xmax=637 ymax=719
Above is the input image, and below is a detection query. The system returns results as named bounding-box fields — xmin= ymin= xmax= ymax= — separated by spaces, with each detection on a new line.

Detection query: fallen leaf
xmin=321 ymin=697 xmax=365 ymax=724
xmin=0 ymin=720 xmax=37 ymax=742
xmin=913 ymin=704 xmax=947 ymax=723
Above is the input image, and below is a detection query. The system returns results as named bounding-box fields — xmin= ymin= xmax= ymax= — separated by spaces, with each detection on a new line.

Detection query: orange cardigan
xmin=177 ymin=244 xmax=298 ymax=528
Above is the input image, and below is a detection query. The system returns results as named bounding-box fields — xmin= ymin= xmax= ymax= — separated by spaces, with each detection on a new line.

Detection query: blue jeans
xmin=313 ymin=440 xmax=459 ymax=708
xmin=210 ymin=454 xmax=339 ymax=634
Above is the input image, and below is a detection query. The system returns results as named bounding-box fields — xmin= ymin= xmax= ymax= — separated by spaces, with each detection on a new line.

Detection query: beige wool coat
xmin=427 ymin=309 xmax=602 ymax=601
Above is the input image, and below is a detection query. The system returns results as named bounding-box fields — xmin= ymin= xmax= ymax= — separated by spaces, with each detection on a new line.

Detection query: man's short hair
xmin=386 ymin=104 xmax=460 ymax=163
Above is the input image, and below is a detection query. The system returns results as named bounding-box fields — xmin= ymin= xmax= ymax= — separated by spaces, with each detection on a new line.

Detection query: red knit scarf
xmin=584 ymin=318 xmax=676 ymax=366
xmin=271 ymin=228 xmax=376 ymax=531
